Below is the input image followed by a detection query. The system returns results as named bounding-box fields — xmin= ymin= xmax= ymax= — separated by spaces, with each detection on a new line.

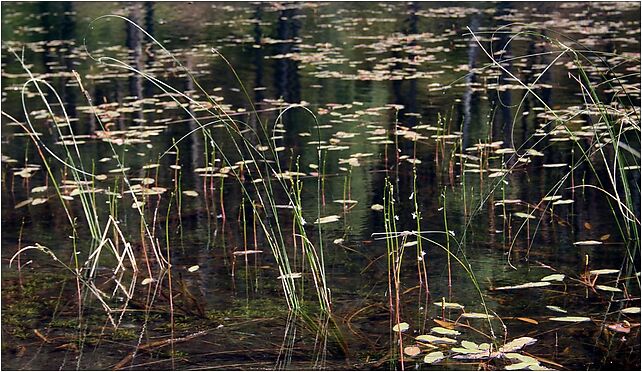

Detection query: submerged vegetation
xmin=1 ymin=2 xmax=640 ymax=370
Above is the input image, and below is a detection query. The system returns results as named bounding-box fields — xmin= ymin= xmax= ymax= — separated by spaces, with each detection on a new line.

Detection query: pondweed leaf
xmin=314 ymin=215 xmax=340 ymax=224
xmin=573 ymin=240 xmax=603 ymax=246
xmin=423 ymin=351 xmax=445 ymax=364
xmin=403 ymin=346 xmax=421 ymax=357
xmin=460 ymin=312 xmax=494 ymax=319
xmin=514 ymin=212 xmax=536 ymax=219
xmin=430 ymin=327 xmax=460 ymax=336
xmin=589 ymin=269 xmax=619 ymax=275
xmin=433 ymin=301 xmax=464 ymax=310
xmin=549 ymin=316 xmax=591 ymax=322
xmin=416 ymin=334 xmax=457 ymax=344
xmin=188 ymin=265 xmax=199 ymax=272
xmin=595 ymin=285 xmax=622 ymax=292
xmin=621 ymin=307 xmax=641 ymax=314
xmin=546 ymin=305 xmax=567 ymax=313
xmin=540 ymin=274 xmax=565 ymax=282
xmin=182 ymin=190 xmax=199 ymax=197
xmin=499 ymin=337 xmax=538 ymax=353
xmin=495 ymin=281 xmax=551 ymax=290
xmin=393 ymin=322 xmax=409 ymax=332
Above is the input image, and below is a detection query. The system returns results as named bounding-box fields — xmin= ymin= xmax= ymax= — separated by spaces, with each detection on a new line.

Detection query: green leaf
xmin=549 ymin=316 xmax=591 ymax=322
xmin=499 ymin=337 xmax=538 ymax=353
xmin=423 ymin=351 xmax=445 ymax=364
xmin=595 ymin=285 xmax=622 ymax=292
xmin=540 ymin=274 xmax=565 ymax=282
xmin=460 ymin=312 xmax=494 ymax=319
xmin=573 ymin=240 xmax=602 ymax=246
xmin=461 ymin=340 xmax=479 ymax=350
xmin=416 ymin=334 xmax=457 ymax=345
xmin=431 ymin=327 xmax=461 ymax=336
xmin=589 ymin=269 xmax=619 ymax=275
xmin=392 ymin=322 xmax=409 ymax=332
xmin=621 ymin=307 xmax=641 ymax=314
xmin=546 ymin=305 xmax=567 ymax=313
xmin=514 ymin=212 xmax=536 ymax=219
xmin=433 ymin=301 xmax=465 ymax=310
xmin=495 ymin=281 xmax=551 ymax=290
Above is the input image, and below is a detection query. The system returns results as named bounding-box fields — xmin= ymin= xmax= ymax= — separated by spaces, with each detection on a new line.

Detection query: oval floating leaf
xmin=589 ymin=269 xmax=619 ymax=275
xmin=595 ymin=285 xmax=622 ymax=292
xmin=573 ymin=240 xmax=603 ymax=246
xmin=371 ymin=204 xmax=384 ymax=211
xmin=182 ymin=190 xmax=199 ymax=197
xmin=495 ymin=281 xmax=551 ymax=290
xmin=540 ymin=274 xmax=565 ymax=282
xmin=141 ymin=278 xmax=155 ymax=285
xmin=499 ymin=337 xmax=538 ymax=353
xmin=550 ymin=316 xmax=591 ymax=323
xmin=430 ymin=327 xmax=460 ymax=336
xmin=514 ymin=212 xmax=536 ymax=219
xmin=393 ymin=322 xmax=410 ymax=333
xmin=403 ymin=346 xmax=421 ymax=357
xmin=461 ymin=312 xmax=494 ymax=319
xmin=546 ymin=305 xmax=567 ymax=313
xmin=188 ymin=265 xmax=200 ymax=272
xmin=621 ymin=307 xmax=641 ymax=314
xmin=416 ymin=334 xmax=457 ymax=345
xmin=423 ymin=351 xmax=445 ymax=364
xmin=314 ymin=215 xmax=341 ymax=224
xmin=433 ymin=301 xmax=465 ymax=310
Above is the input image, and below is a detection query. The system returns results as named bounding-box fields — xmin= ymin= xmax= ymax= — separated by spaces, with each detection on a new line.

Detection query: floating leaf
xmin=31 ymin=186 xmax=48 ymax=193
xmin=452 ymin=347 xmax=481 ymax=354
xmin=333 ymin=199 xmax=358 ymax=204
xmin=589 ymin=269 xmax=619 ymax=275
xmin=277 ymin=273 xmax=302 ymax=280
xmin=182 ymin=190 xmax=199 ymax=197
xmin=600 ymin=234 xmax=611 ymax=241
xmin=552 ymin=199 xmax=574 ymax=205
xmin=540 ymin=274 xmax=565 ymax=282
xmin=431 ymin=327 xmax=460 ymax=336
xmin=549 ymin=316 xmax=591 ymax=322
xmin=433 ymin=301 xmax=464 ymax=310
xmin=314 ymin=215 xmax=340 ymax=224
xmin=595 ymin=285 xmax=622 ymax=292
xmin=403 ymin=346 xmax=421 ymax=357
xmin=513 ymin=212 xmax=536 ymax=219
xmin=188 ymin=265 xmax=200 ymax=272
xmin=504 ymin=353 xmax=539 ymax=365
xmin=15 ymin=199 xmax=33 ymax=209
xmin=423 ymin=351 xmax=445 ymax=364
xmin=31 ymin=198 xmax=48 ymax=206
xmin=371 ymin=204 xmax=384 ymax=211
xmin=499 ymin=337 xmax=538 ymax=353
xmin=461 ymin=340 xmax=480 ymax=350
xmin=416 ymin=334 xmax=457 ymax=345
xmin=573 ymin=240 xmax=602 ymax=246
xmin=505 ymin=361 xmax=539 ymax=370
xmin=393 ymin=322 xmax=409 ymax=332
xmin=515 ymin=317 xmax=539 ymax=325
xmin=495 ymin=281 xmax=551 ymax=290
xmin=141 ymin=278 xmax=155 ymax=285
xmin=433 ymin=319 xmax=456 ymax=329
xmin=607 ymin=323 xmax=631 ymax=334
xmin=546 ymin=306 xmax=567 ymax=313
xmin=621 ymin=307 xmax=641 ymax=314
xmin=461 ymin=312 xmax=494 ymax=319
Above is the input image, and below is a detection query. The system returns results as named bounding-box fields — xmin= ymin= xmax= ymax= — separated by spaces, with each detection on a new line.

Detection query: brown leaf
xmin=433 ymin=319 xmax=456 ymax=329
xmin=516 ymin=317 xmax=539 ymax=325
xmin=607 ymin=323 xmax=631 ymax=334
xmin=584 ymin=222 xmax=592 ymax=230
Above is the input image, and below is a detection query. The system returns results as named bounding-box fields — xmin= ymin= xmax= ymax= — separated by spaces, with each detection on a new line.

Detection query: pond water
xmin=1 ymin=2 xmax=640 ymax=370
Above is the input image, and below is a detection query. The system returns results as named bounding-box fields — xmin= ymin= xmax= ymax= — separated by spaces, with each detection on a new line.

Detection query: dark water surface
xmin=1 ymin=2 xmax=640 ymax=370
